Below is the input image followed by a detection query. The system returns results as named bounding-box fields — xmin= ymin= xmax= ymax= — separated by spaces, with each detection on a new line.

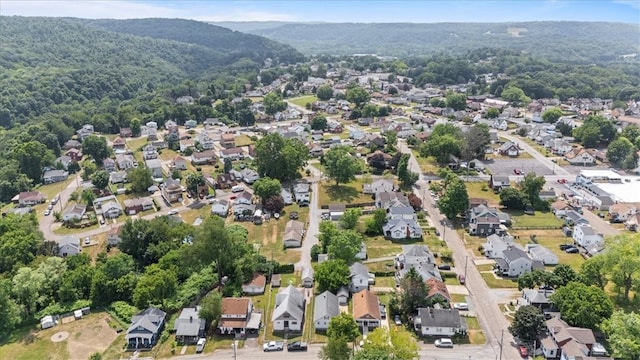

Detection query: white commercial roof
xmin=578 ymin=170 xmax=620 ymax=179
xmin=596 ymin=180 xmax=640 ymax=203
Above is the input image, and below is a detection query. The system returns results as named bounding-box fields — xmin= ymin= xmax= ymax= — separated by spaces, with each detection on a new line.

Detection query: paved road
xmin=398 ymin=140 xmax=520 ymax=360
xmin=294 ymin=165 xmax=322 ymax=272
xmin=499 ymin=132 xmax=572 ymax=176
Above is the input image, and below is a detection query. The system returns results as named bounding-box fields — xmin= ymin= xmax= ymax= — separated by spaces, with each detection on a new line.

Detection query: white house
xmin=494 ymin=246 xmax=533 ymax=277
xmin=314 ymin=291 xmax=339 ymax=331
xmin=383 ymin=218 xmax=423 ymax=240
xmin=362 ymin=178 xmax=394 ymax=195
xmin=482 ymin=234 xmax=515 ymax=259
xmin=63 ymin=204 xmax=86 ymax=222
xmin=349 ymin=262 xmax=371 ymax=294
xmin=58 ymin=236 xmax=80 ymax=257
xmin=572 ymin=224 xmax=604 ymax=249
xmin=413 ymin=308 xmax=466 ymax=337
xmin=283 ymin=220 xmax=304 ymax=248
xmin=211 ymin=200 xmax=230 ymax=217
xmin=281 ymin=188 xmax=294 ymax=205
xmin=353 ymin=290 xmax=381 ymax=331
xmin=302 ymin=267 xmax=314 ymax=288
xmin=272 ymin=285 xmax=305 ymax=332
xmin=525 ymin=244 xmax=559 ymax=265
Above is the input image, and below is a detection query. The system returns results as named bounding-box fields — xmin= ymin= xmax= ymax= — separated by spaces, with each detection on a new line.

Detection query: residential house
xmin=196 ymin=132 xmax=216 ymax=150
xmin=191 ymin=150 xmax=217 ymax=165
xmin=293 ymin=182 xmax=311 ymax=206
xmin=426 ymin=278 xmax=451 ymax=306
xmin=467 ymin=204 xmax=507 ymax=237
xmin=210 ymin=200 xmax=230 ymax=217
xmin=65 ymin=148 xmax=83 ymax=162
xmin=498 ymin=141 xmax=521 ymax=157
xmin=142 ymin=144 xmax=158 ymax=160
xmin=302 ymin=267 xmax=314 ymax=288
xmin=76 ymin=124 xmax=94 ymax=140
xmin=539 ymin=190 xmax=557 ymax=201
xmin=521 ymin=289 xmax=554 ymax=310
xmin=234 ymin=191 xmax=253 ymax=206
xmin=314 ymin=291 xmax=340 ymax=331
xmin=233 ymin=204 xmax=256 ymax=219
xmin=551 ymin=201 xmax=574 ymax=218
xmin=565 ymin=148 xmax=595 ymax=166
xmin=145 ymin=159 xmax=163 ymax=178
xmin=63 ymin=204 xmax=86 ymax=222
xmin=58 ymin=236 xmax=81 ymax=257
xmin=414 ymin=308 xmax=466 ymax=337
xmin=525 ymin=244 xmax=559 ymax=265
xmin=15 ymin=191 xmax=45 ymax=207
xmin=395 ymin=245 xmax=442 ymax=283
xmin=100 ymin=200 xmax=123 ymax=219
xmin=161 ymin=178 xmax=183 ymax=203
xmin=272 ymin=285 xmax=305 ymax=332
xmin=349 ymin=263 xmax=372 ymax=294
xmin=220 ymin=147 xmax=245 ymax=161
xmin=337 ymin=287 xmax=349 ymax=306
xmin=281 ymin=188 xmax=293 ymax=205
xmin=124 ymin=198 xmax=154 ymax=215
xmin=283 ymin=220 xmax=304 ymax=248
xmin=107 ymin=226 xmax=122 ymax=246
xmin=218 ymin=297 xmax=262 ymax=335
xmin=564 ymin=210 xmax=588 ymax=226
xmin=242 ymin=273 xmax=266 ymax=295
xmin=572 ymin=225 xmax=604 ymax=249
xmin=216 ymin=173 xmax=238 ymax=189
xmin=119 ymin=127 xmax=133 ymax=137
xmin=375 ymin=192 xmax=409 ymax=210
xmin=126 ymin=308 xmax=167 ymax=349
xmin=383 ymin=218 xmax=423 ymax=240
xmin=366 ymin=150 xmax=393 ymax=169
xmin=115 ymin=154 xmax=136 ymax=171
xmin=101 ymin=158 xmax=116 ymax=173
xmin=608 ymin=203 xmax=637 ymax=222
xmin=540 ymin=317 xmax=609 ymax=360
xmin=109 ymin=171 xmax=127 ymax=185
xmin=549 ymin=139 xmax=573 ymax=155
xmin=112 ymin=137 xmax=127 ymax=152
xmin=171 ymin=156 xmax=187 ymax=171
xmin=55 ymin=155 xmax=73 ymax=170
xmin=220 ymin=133 xmax=236 ymax=148
xmin=495 ymin=246 xmax=533 ymax=277
xmin=63 ymin=139 xmax=81 ymax=150
xmin=180 ymin=139 xmax=195 ymax=152
xmin=43 ymin=169 xmax=69 ymax=185
xmin=488 ymin=175 xmax=510 ymax=191
xmin=173 ymin=307 xmax=205 ymax=345
xmin=362 ymin=178 xmax=394 ymax=195
xmin=240 ymin=168 xmax=260 ymax=184
xmin=482 ymin=234 xmax=516 ymax=259
xmin=353 ymin=290 xmax=381 ymax=331
xmin=624 ymin=212 xmax=640 ymax=231
xmin=185 ymin=119 xmax=197 ymax=129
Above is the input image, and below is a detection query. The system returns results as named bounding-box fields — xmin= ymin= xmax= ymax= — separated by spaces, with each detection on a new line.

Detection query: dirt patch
xmin=51 ymin=331 xmax=69 ymax=343
xmin=271 ymin=224 xmax=278 ymax=244
xmin=64 ymin=315 xmax=119 ymax=360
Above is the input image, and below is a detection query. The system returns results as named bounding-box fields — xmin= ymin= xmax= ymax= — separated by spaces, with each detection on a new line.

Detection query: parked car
xmin=437 ymin=264 xmax=451 ymax=270
xmin=434 ymin=338 xmax=454 ymax=348
xmin=100 ymin=218 xmax=105 ymax=225
xmin=453 ymin=303 xmax=469 ymax=311
xmin=84 ymin=237 xmax=91 ymax=245
xmin=458 ymin=274 xmax=466 ymax=284
xmin=559 ymin=244 xmax=573 ymax=250
xmin=47 ymin=203 xmax=53 ymax=210
xmin=196 ymin=338 xmax=206 ymax=353
xmin=51 ymin=195 xmax=59 ymax=205
xmin=263 ymin=341 xmax=284 ymax=352
xmin=289 ymin=211 xmax=299 ymax=220
xmin=565 ymin=247 xmax=579 ymax=254
xmin=44 ymin=209 xmax=51 ymax=216
xmin=557 ymin=178 xmax=567 ymax=184
xmin=598 ymin=212 xmax=605 ymax=218
xmin=287 ymin=341 xmax=308 ymax=352
xmin=434 ymin=229 xmax=441 ymax=236
xmin=321 ymin=212 xmax=330 ymax=220
xmin=514 ymin=168 xmax=523 ymax=175
xmin=168 ymin=209 xmax=178 ymax=215
xmin=394 ymin=315 xmax=401 ymax=325
xmin=518 ymin=344 xmax=529 ymax=358
xmin=274 ymin=213 xmax=280 ymax=219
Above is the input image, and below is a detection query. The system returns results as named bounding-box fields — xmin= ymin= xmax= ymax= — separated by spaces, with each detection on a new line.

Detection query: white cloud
xmin=1 ymin=0 xmax=296 ymax=21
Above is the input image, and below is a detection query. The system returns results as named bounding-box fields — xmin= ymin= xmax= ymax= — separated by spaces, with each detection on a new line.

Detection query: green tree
xmin=319 ymin=220 xmax=339 ymax=252
xmin=81 ymin=188 xmax=96 ymax=207
xmin=13 ymin=140 xmax=54 ymax=183
xmin=601 ymin=310 xmax=640 ymax=360
xmin=549 ymin=264 xmax=577 ymax=288
xmin=578 ymin=256 xmax=606 ymax=288
xmin=324 ymin=146 xmax=360 ymax=186
xmin=346 ymin=86 xmax=370 ymax=108
xmin=445 ymin=92 xmax=467 ymax=111
xmin=263 ymin=91 xmax=287 ymax=115
xmin=461 ymin=124 xmax=491 ymax=161
xmin=199 ymin=291 xmax=222 ymax=327
xmin=327 ymin=230 xmax=362 ymax=265
xmin=400 ymin=267 xmax=428 ymax=316
xmin=361 ymin=327 xmax=419 ymax=360
xmin=316 ymin=84 xmax=334 ymax=101
xmin=420 ymin=134 xmax=462 ymax=165
xmin=509 ymin=305 xmax=545 ymax=343
xmin=362 ymin=104 xmax=379 ymax=118
xmin=82 ymin=135 xmax=110 ymax=165
xmin=438 ymin=179 xmax=469 ymax=219
xmin=517 ymin=269 xmax=552 ymax=290
xmin=550 ymin=282 xmax=613 ymax=329
xmin=82 ymin=160 xmax=97 ymax=181
xmin=253 ymin=177 xmax=281 ymax=202
xmin=327 ymin=313 xmax=360 ymax=342
xmin=573 ymin=115 xmax=617 ymax=147
xmin=311 ymin=115 xmax=328 ymax=130
xmin=0 ymin=280 xmax=21 ymax=337
xmin=501 ymin=86 xmax=531 ymax=106
xmin=607 ymin=137 xmax=635 ymax=166
xmin=315 ymin=259 xmax=350 ymax=293
xmin=0 ymin=214 xmax=44 ymax=273
xmin=556 ymin=122 xmax=573 ymax=137
xmin=185 ymin=172 xmax=205 ymax=195
xmin=365 ymin=208 xmax=387 ymax=236
xmin=129 ymin=165 xmax=153 ymax=194
xmin=236 ymin=108 xmax=255 ymax=127
xmin=397 ymin=153 xmax=418 ymax=186
xmin=92 ymin=170 xmax=109 ymax=190
xmin=223 ymin=158 xmax=232 ymax=174
xmin=12 ymin=267 xmax=46 ymax=317
xmin=599 ymin=234 xmax=640 ymax=302
xmin=130 ymin=117 xmax=141 ymax=137
xmin=519 ymin=172 xmax=546 ymax=208
xmin=319 ymin=335 xmax=352 ymax=360
xmin=254 ymin=133 xmax=309 ymax=182
xmin=340 ymin=208 xmax=362 ymax=230
xmin=133 ymin=264 xmax=177 ymax=309
xmin=500 ymin=187 xmax=529 ymax=210
xmin=542 ymin=107 xmax=563 ymax=123
xmin=485 ymin=107 xmax=500 ymax=118
xmin=384 ymin=131 xmax=398 ymax=153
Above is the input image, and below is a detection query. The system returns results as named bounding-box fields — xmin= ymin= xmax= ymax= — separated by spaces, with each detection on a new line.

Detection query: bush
xmin=310 ymin=244 xmax=320 ymax=262
xmin=275 ymin=263 xmax=295 ymax=274
xmin=110 ymin=301 xmax=139 ymax=323
xmin=416 ymin=211 xmax=425 ymax=220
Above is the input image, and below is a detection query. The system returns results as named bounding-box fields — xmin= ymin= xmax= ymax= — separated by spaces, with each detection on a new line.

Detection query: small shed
xmin=41 ymin=315 xmax=56 ymax=329
xmin=74 ymin=309 xmax=83 ymax=320
xmin=337 ymin=287 xmax=349 ymax=306
xmin=328 ymin=204 xmax=346 ymax=221
xmin=271 ymin=274 xmax=281 ymax=288
xmin=302 ymin=267 xmax=315 ymax=288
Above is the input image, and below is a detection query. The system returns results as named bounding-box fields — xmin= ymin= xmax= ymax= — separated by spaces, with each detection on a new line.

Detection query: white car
xmin=263 ymin=341 xmax=284 ymax=352
xmin=453 ymin=303 xmax=469 ymax=311
xmin=168 ymin=209 xmax=178 ymax=215
xmin=434 ymin=338 xmax=453 ymax=348
xmin=195 ymin=338 xmax=206 ymax=353
xmin=44 ymin=209 xmax=51 ymax=216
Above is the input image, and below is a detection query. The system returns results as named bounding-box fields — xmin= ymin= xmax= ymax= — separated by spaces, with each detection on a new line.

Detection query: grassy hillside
xmin=214 ymin=21 xmax=640 ymax=63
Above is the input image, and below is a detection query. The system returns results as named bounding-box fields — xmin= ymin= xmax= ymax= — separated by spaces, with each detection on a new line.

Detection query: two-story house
xmin=540 ymin=317 xmax=609 ymax=360
xmin=572 ymin=224 xmax=604 ymax=249
xmin=608 ymin=203 xmax=637 ymax=222
xmin=293 ymin=182 xmax=310 ymax=206
xmin=565 ymin=148 xmax=595 ymax=166
xmin=498 ymin=141 xmax=521 ymax=157
xmin=272 ymin=285 xmax=305 ymax=332
xmin=362 ymin=178 xmax=395 ymax=195
xmin=218 ymin=297 xmax=262 ymax=336
xmin=126 ymin=307 xmax=166 ymax=350
xmin=220 ymin=133 xmax=236 ymax=148
xmin=494 ymin=246 xmax=533 ymax=277
xmin=353 ymin=289 xmax=381 ymax=332
xmin=395 ymin=245 xmax=442 ymax=284
xmin=314 ymin=291 xmax=339 ymax=331
xmin=482 ymin=234 xmax=516 ymax=259
xmin=349 ymin=263 xmax=372 ymax=294
xmin=488 ymin=175 xmax=510 ymax=191
xmin=467 ymin=204 xmax=508 ymax=237
xmin=191 ymin=150 xmax=217 ymax=165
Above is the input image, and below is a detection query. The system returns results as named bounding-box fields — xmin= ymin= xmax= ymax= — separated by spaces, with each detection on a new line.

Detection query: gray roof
xmin=418 ymin=308 xmax=465 ymax=329
xmin=503 ymin=246 xmax=530 ymax=262
xmin=400 ymin=244 xmax=435 ymax=266
xmin=523 ymin=289 xmax=554 ymax=305
xmin=398 ymin=263 xmax=442 ymax=282
xmin=314 ymin=291 xmax=339 ymax=322
xmin=127 ymin=307 xmax=166 ymax=340
xmin=577 ymin=225 xmax=596 ymax=236
xmin=273 ymin=285 xmax=305 ymax=321
xmin=173 ymin=307 xmax=205 ymax=337
xmin=302 ymin=267 xmax=314 ymax=280
xmin=349 ymin=262 xmax=369 ymax=278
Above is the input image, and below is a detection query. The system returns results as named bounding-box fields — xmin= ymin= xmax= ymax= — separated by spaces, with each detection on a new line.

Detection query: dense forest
xmin=215 ymin=21 xmax=640 ymax=63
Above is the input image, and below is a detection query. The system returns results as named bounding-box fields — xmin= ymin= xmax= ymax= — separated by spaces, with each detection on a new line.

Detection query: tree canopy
xmin=324 ymin=146 xmax=360 ymax=186
xmin=254 ymin=133 xmax=309 ymax=182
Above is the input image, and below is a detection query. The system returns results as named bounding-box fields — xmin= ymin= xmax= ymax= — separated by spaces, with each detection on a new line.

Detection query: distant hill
xmin=213 ymin=21 xmax=640 ymax=63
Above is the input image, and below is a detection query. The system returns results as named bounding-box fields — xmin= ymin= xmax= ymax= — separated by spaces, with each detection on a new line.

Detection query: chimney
xmin=190 ymin=316 xmax=193 ymax=323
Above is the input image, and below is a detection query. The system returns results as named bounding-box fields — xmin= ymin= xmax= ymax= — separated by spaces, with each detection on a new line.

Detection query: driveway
xmin=294 ymin=165 xmax=322 ymax=272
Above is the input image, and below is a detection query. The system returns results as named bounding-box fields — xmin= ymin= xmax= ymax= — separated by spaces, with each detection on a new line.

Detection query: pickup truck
xmin=287 ymin=341 xmax=308 ymax=352
xmin=263 ymin=341 xmax=284 ymax=352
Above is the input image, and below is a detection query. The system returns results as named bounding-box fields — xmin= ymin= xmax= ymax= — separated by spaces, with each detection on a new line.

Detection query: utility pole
xmin=499 ymin=329 xmax=504 ymax=360
xmin=464 ymin=255 xmax=469 ymax=281
xmin=233 ymin=339 xmax=237 ymax=360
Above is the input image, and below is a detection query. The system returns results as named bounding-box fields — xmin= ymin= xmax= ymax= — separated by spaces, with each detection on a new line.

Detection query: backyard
xmin=318 ymin=179 xmax=374 ymax=206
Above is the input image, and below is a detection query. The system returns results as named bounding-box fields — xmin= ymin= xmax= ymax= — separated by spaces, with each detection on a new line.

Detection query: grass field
xmin=464 ymin=182 xmax=500 ymax=206
xmin=410 ymin=150 xmax=440 ymax=174
xmin=510 ymin=229 xmax=585 ymax=270
xmin=480 ymin=272 xmax=519 ymax=288
xmin=507 ymin=210 xmax=563 ymax=228
xmin=235 ymin=134 xmax=254 ymax=147
xmin=464 ymin=316 xmax=487 ymax=345
xmin=288 ymin=95 xmax=318 ymax=108
xmin=318 ymin=179 xmax=373 ymax=206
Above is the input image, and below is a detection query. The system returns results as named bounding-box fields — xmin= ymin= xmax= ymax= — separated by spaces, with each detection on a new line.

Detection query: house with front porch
xmin=242 ymin=273 xmax=266 ymax=295
xmin=349 ymin=262 xmax=372 ymax=294
xmin=353 ymin=290 xmax=381 ymax=332
xmin=414 ymin=308 xmax=466 ymax=337
xmin=488 ymin=175 xmax=510 ymax=191
xmin=565 ymin=148 xmax=595 ymax=166
xmin=608 ymin=203 xmax=637 ymax=222
xmin=218 ymin=297 xmax=262 ymax=336
xmin=314 ymin=291 xmax=339 ymax=331
xmin=272 ymin=285 xmax=305 ymax=332
xmin=126 ymin=307 xmax=166 ymax=350
xmin=498 ymin=141 xmax=521 ymax=157
xmin=14 ymin=191 xmax=46 ymax=207
xmin=539 ymin=317 xmax=609 ymax=360
xmin=494 ymin=246 xmax=533 ymax=277
xmin=467 ymin=204 xmax=508 ymax=237
xmin=173 ymin=307 xmax=205 ymax=345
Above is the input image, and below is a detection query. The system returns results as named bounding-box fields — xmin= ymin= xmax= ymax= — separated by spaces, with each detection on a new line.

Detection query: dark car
xmin=289 ymin=211 xmax=299 ymax=220
xmin=565 ymin=247 xmax=579 ymax=254
xmin=434 ymin=229 xmax=441 ymax=236
xmin=559 ymin=244 xmax=573 ymax=250
xmin=437 ymin=264 xmax=451 ymax=270
xmin=287 ymin=341 xmax=308 ymax=352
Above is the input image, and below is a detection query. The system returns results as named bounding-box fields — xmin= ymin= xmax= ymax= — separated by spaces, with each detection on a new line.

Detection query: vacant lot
xmin=318 ymin=179 xmax=374 ymax=206
xmin=484 ymin=158 xmax=553 ymax=176
xmin=410 ymin=150 xmax=439 ymax=175
xmin=0 ymin=312 xmax=119 ymax=360
xmin=465 ymin=182 xmax=500 ymax=206
xmin=507 ymin=210 xmax=563 ymax=229
xmin=288 ymin=95 xmax=318 ymax=108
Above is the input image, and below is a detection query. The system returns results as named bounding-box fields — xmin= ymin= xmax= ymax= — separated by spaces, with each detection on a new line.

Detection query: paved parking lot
xmin=483 ymin=158 xmax=554 ymax=176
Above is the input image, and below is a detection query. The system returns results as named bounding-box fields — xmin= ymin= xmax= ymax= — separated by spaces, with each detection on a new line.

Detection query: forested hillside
xmin=215 ymin=21 xmax=640 ymax=63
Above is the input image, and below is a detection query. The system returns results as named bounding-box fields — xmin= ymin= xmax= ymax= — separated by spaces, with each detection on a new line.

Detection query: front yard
xmin=464 ymin=181 xmax=501 ymax=206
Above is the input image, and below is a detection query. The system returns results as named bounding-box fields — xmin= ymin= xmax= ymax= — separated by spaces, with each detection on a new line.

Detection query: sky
xmin=2 ymin=0 xmax=639 ymax=23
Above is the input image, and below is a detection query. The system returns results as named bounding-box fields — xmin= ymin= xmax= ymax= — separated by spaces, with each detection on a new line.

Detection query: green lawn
xmin=464 ymin=316 xmax=487 ymax=345
xmin=126 ymin=137 xmax=148 ymax=152
xmin=35 ymin=177 xmax=77 ymax=200
xmin=375 ymin=276 xmax=397 ymax=287
xmin=450 ymin=293 xmax=467 ymax=303
xmin=235 ymin=134 xmax=254 ymax=147
xmin=464 ymin=182 xmax=500 ymax=206
xmin=410 ymin=150 xmax=439 ymax=175
xmin=510 ymin=229 xmax=585 ymax=271
xmin=288 ymin=95 xmax=318 ymax=108
xmin=507 ymin=210 xmax=563 ymax=229
xmin=318 ymin=179 xmax=374 ymax=206
xmin=364 ymin=235 xmax=403 ymax=259
xmin=480 ymin=272 xmax=519 ymax=288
